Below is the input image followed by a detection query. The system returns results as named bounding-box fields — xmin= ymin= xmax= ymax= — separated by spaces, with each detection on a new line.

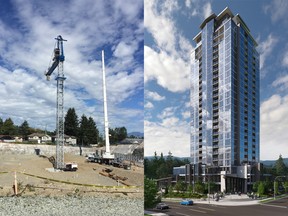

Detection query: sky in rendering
xmin=144 ymin=0 xmax=288 ymax=160
xmin=0 ymin=0 xmax=144 ymax=134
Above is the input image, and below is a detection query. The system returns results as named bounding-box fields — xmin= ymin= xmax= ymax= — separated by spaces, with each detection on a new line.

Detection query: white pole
xmin=102 ymin=50 xmax=110 ymax=155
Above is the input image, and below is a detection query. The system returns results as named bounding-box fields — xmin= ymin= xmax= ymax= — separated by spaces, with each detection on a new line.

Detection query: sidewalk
xmin=163 ymin=194 xmax=260 ymax=206
xmin=144 ymin=210 xmax=168 ymax=216
xmin=195 ymin=195 xmax=259 ymax=206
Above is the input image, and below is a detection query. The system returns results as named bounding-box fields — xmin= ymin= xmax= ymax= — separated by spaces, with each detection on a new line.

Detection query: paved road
xmin=150 ymin=200 xmax=288 ymax=216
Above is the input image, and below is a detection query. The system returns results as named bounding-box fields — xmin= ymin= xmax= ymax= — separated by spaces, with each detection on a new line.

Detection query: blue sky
xmin=144 ymin=0 xmax=288 ymax=160
xmin=0 ymin=0 xmax=144 ymax=134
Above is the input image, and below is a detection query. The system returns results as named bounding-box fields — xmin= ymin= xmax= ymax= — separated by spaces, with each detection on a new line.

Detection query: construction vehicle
xmin=86 ymin=153 xmax=101 ymax=163
xmin=63 ymin=162 xmax=78 ymax=172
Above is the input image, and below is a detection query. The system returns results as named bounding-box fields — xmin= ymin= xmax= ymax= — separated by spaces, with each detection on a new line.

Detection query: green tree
xmin=19 ymin=120 xmax=30 ymax=140
xmin=257 ymin=181 xmax=265 ymax=196
xmin=2 ymin=118 xmax=16 ymax=135
xmin=64 ymin=108 xmax=79 ymax=137
xmin=274 ymin=154 xmax=288 ymax=176
xmin=144 ymin=176 xmax=158 ymax=208
xmin=0 ymin=117 xmax=3 ymax=134
xmin=109 ymin=127 xmax=127 ymax=144
xmin=194 ymin=181 xmax=205 ymax=194
xmin=79 ymin=115 xmax=89 ymax=146
xmin=252 ymin=181 xmax=259 ymax=192
xmin=174 ymin=180 xmax=186 ymax=193
xmin=115 ymin=127 xmax=127 ymax=141
xmin=284 ymin=181 xmax=288 ymax=193
xmin=86 ymin=117 xmax=99 ymax=144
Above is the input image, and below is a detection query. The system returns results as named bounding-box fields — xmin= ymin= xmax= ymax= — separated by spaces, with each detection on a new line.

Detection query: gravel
xmin=0 ymin=196 xmax=144 ymax=216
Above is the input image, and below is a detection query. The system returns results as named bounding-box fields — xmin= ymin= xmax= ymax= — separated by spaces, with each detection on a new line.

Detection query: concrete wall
xmin=0 ymin=143 xmax=92 ymax=156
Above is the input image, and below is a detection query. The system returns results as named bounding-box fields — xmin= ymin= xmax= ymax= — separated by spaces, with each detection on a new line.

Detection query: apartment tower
xmin=190 ymin=7 xmax=260 ymax=193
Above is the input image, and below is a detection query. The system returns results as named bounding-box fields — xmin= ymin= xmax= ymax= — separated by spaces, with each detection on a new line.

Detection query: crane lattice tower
xmin=45 ymin=35 xmax=67 ymax=169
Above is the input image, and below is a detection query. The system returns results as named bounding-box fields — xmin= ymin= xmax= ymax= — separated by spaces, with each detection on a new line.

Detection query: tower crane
xmin=45 ymin=35 xmax=67 ymax=170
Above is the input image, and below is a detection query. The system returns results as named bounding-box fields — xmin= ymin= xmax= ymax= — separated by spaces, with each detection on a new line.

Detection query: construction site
xmin=0 ymin=35 xmax=144 ymax=200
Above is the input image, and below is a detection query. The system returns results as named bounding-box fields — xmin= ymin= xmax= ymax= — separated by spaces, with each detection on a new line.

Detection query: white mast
xmin=102 ymin=50 xmax=114 ymax=159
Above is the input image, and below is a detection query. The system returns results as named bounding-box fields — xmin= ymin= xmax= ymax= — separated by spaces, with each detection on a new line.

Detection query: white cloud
xmin=144 ymin=120 xmax=190 ymax=157
xmin=113 ymin=41 xmax=138 ymax=58
xmin=157 ymin=107 xmax=176 ymax=119
xmin=264 ymin=0 xmax=288 ymax=23
xmin=203 ymin=2 xmax=212 ymax=19
xmin=282 ymin=50 xmax=288 ymax=67
xmin=258 ymin=34 xmax=278 ymax=73
xmin=260 ymin=94 xmax=288 ymax=160
xmin=144 ymin=46 xmax=190 ymax=92
xmin=182 ymin=111 xmax=190 ymax=119
xmin=146 ymin=91 xmax=165 ymax=101
xmin=272 ymin=74 xmax=288 ymax=91
xmin=145 ymin=101 xmax=154 ymax=109
xmin=0 ymin=0 xmax=143 ymax=133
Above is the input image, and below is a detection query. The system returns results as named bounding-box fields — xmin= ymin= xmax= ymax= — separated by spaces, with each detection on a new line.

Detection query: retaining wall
xmin=0 ymin=143 xmax=93 ymax=156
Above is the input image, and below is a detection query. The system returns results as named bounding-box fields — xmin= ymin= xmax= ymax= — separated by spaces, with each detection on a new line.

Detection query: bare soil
xmin=0 ymin=152 xmax=143 ymax=198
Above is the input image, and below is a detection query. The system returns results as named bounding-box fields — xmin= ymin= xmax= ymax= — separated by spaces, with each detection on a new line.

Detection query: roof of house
xmin=28 ymin=133 xmax=51 ymax=138
xmin=0 ymin=135 xmax=14 ymax=140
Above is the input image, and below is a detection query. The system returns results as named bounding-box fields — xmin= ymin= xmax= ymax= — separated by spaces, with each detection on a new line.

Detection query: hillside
xmin=128 ymin=132 xmax=144 ymax=138
xmin=261 ymin=158 xmax=288 ymax=167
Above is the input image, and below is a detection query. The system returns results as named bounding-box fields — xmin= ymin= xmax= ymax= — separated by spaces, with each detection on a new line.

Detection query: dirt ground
xmin=0 ymin=152 xmax=143 ymax=198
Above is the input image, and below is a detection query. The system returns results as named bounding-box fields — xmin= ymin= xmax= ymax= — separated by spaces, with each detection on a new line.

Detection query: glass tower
xmin=191 ymin=7 xmax=260 ymax=192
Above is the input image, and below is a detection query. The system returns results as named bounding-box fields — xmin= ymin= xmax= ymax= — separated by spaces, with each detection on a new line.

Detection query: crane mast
xmin=101 ymin=50 xmax=114 ymax=161
xmin=45 ymin=35 xmax=67 ymax=169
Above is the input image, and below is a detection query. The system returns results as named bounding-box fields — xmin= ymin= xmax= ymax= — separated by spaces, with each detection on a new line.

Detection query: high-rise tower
xmin=190 ymin=7 xmax=260 ymax=192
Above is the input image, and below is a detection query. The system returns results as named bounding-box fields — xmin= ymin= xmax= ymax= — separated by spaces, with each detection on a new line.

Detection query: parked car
xmin=180 ymin=199 xmax=193 ymax=205
xmin=156 ymin=203 xmax=169 ymax=210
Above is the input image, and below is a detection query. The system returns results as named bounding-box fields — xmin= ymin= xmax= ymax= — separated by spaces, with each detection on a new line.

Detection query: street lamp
xmin=274 ymin=176 xmax=286 ymax=200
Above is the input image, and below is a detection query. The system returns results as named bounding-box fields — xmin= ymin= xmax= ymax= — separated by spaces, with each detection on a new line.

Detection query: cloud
xmin=146 ymin=90 xmax=165 ymax=101
xmin=157 ymin=107 xmax=176 ymax=119
xmin=203 ymin=2 xmax=212 ymax=19
xmin=258 ymin=34 xmax=278 ymax=74
xmin=113 ymin=41 xmax=138 ymax=58
xmin=145 ymin=101 xmax=154 ymax=109
xmin=282 ymin=50 xmax=288 ymax=67
xmin=260 ymin=94 xmax=288 ymax=159
xmin=144 ymin=46 xmax=190 ymax=92
xmin=264 ymin=0 xmax=288 ymax=24
xmin=144 ymin=120 xmax=190 ymax=157
xmin=0 ymin=0 xmax=144 ymax=132
xmin=272 ymin=74 xmax=288 ymax=91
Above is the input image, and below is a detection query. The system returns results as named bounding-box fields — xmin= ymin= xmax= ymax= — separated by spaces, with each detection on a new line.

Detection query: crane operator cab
xmin=45 ymin=48 xmax=61 ymax=81
xmin=53 ymin=48 xmax=60 ymax=61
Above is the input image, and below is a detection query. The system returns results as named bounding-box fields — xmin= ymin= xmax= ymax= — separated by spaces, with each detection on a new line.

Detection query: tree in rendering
xmin=274 ymin=154 xmax=288 ymax=176
xmin=144 ymin=176 xmax=158 ymax=208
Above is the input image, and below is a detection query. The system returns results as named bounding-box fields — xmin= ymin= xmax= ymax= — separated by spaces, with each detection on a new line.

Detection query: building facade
xmin=190 ymin=7 xmax=260 ymax=193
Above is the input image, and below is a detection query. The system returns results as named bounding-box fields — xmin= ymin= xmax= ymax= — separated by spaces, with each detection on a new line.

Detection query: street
xmin=149 ymin=200 xmax=288 ymax=216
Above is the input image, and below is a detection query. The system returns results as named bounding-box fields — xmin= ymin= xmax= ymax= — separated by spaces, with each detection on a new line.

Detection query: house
xmin=28 ymin=133 xmax=52 ymax=144
xmin=13 ymin=136 xmax=23 ymax=142
xmin=52 ymin=134 xmax=77 ymax=145
xmin=0 ymin=135 xmax=15 ymax=143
